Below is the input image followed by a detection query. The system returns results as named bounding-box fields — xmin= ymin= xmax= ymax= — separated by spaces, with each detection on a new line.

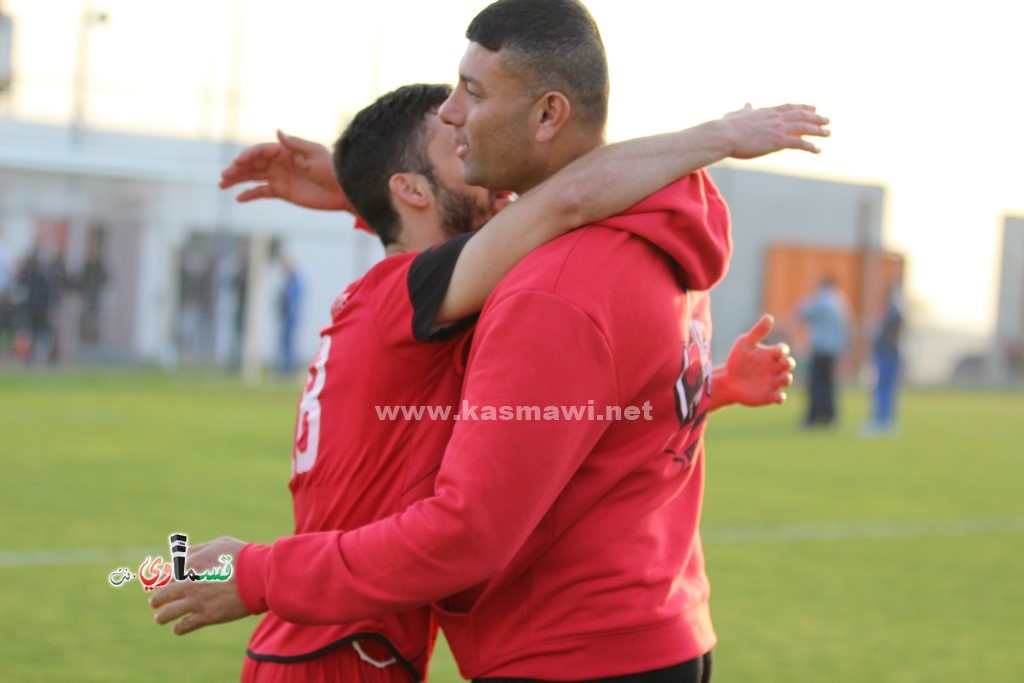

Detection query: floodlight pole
xmin=71 ymin=0 xmax=107 ymax=145
xmin=0 ymin=0 xmax=12 ymax=97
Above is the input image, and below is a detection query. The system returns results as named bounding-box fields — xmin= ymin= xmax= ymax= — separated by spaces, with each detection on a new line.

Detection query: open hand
xmin=149 ymin=536 xmax=250 ymax=636
xmin=219 ymin=131 xmax=350 ymax=211
xmin=722 ymin=103 xmax=830 ymax=158
xmin=722 ymin=314 xmax=795 ymax=406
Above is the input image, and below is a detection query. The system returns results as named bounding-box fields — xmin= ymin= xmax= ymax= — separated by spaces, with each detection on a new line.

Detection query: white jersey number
xmin=292 ymin=336 xmax=331 ymax=474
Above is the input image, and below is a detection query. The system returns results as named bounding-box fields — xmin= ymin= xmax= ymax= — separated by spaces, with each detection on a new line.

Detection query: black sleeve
xmin=408 ymin=232 xmax=479 ymax=343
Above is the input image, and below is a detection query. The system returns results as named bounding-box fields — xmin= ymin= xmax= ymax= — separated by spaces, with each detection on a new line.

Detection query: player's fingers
xmin=278 ymin=129 xmax=318 ymax=154
xmin=772 ymin=390 xmax=788 ymax=404
xmin=219 ymin=164 xmax=249 ymax=186
xmin=219 ymin=174 xmax=252 ymax=189
xmin=235 ymin=186 xmax=278 ymax=203
xmin=787 ymin=137 xmax=821 ymax=154
xmin=784 ymin=123 xmax=831 ymax=141
xmin=775 ymin=372 xmax=795 ymax=389
xmin=153 ymin=597 xmax=194 ymax=626
xmin=775 ymin=356 xmax=796 ymax=373
xmin=778 ymin=103 xmax=819 ymax=114
xmin=226 ymin=144 xmax=280 ymax=172
xmin=220 ymin=169 xmax=271 ymax=187
xmin=782 ymin=107 xmax=828 ymax=124
xmin=786 ymin=122 xmax=831 ymax=139
xmin=248 ymin=142 xmax=284 ymax=159
xmin=172 ymin=612 xmax=208 ymax=636
xmin=148 ymin=581 xmax=187 ymax=610
xmin=742 ymin=314 xmax=775 ymax=345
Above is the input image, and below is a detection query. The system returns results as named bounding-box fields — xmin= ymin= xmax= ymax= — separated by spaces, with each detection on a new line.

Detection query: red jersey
xmin=246 ymin=241 xmax=476 ymax=681
xmin=238 ymin=172 xmax=732 ymax=679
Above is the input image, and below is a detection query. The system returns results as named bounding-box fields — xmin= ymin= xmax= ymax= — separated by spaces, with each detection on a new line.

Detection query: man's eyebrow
xmin=458 ymin=73 xmax=483 ymax=88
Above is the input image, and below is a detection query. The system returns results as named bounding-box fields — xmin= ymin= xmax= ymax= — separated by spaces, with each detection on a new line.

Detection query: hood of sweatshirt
xmin=595 ymin=170 xmax=732 ymax=292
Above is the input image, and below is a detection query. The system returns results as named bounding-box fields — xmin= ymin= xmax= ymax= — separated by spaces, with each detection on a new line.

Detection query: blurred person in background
xmin=276 ymin=253 xmax=303 ymax=375
xmin=799 ymin=275 xmax=850 ymax=428
xmin=863 ymin=284 xmax=904 ymax=435
xmin=0 ymin=227 xmax=11 ymax=293
xmin=76 ymin=230 xmax=109 ymax=349
xmin=230 ymin=240 xmax=250 ymax=370
xmin=0 ymin=228 xmax=14 ymax=356
xmin=177 ymin=246 xmax=216 ymax=361
xmin=16 ymin=246 xmax=64 ymax=364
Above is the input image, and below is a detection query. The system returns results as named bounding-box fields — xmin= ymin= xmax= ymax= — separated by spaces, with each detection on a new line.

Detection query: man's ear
xmin=388 ymin=173 xmax=432 ymax=210
xmin=534 ymin=91 xmax=572 ymax=143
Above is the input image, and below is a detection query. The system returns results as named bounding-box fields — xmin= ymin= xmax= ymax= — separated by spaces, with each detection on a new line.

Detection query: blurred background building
xmin=0 ymin=0 xmax=1016 ymax=386
xmin=707 ymin=167 xmax=896 ymax=379
xmin=992 ymin=216 xmax=1024 ymax=384
xmin=0 ymin=117 xmax=378 ymax=373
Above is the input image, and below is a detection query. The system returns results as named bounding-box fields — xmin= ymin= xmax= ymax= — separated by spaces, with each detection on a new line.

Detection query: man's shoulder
xmin=327 ymin=254 xmax=416 ymax=319
xmin=518 ymin=221 xmax=647 ymax=268
xmin=490 ymin=225 xmax=679 ymax=315
xmin=355 ymin=252 xmax=421 ymax=302
xmin=491 ymin=227 xmax=611 ymax=296
xmin=363 ymin=252 xmax=418 ymax=281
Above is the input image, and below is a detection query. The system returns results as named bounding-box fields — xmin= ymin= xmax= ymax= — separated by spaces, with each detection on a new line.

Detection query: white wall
xmin=0 ymin=118 xmax=380 ymax=369
xmin=992 ymin=216 xmax=1024 ymax=383
xmin=706 ymin=164 xmax=885 ymax=364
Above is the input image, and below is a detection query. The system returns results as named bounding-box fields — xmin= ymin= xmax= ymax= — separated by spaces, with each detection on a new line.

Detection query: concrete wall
xmin=706 ymin=164 xmax=886 ymax=366
xmin=0 ymin=118 xmax=381 ymax=370
xmin=992 ymin=216 xmax=1024 ymax=383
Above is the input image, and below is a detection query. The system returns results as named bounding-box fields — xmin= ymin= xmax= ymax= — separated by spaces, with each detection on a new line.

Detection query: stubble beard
xmin=437 ymin=184 xmax=500 ymax=238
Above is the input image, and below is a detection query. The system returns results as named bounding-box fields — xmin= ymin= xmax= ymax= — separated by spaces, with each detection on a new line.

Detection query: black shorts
xmin=476 ymin=650 xmax=713 ymax=683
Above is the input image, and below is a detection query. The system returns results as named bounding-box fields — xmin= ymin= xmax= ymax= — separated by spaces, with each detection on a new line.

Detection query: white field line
xmin=2 ymin=515 xmax=1023 ymax=569
xmin=0 ymin=547 xmax=158 ymax=569
xmin=703 ymin=514 xmax=1024 ymax=544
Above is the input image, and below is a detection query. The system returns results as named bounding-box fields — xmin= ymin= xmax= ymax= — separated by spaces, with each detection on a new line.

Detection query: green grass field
xmin=1 ymin=368 xmax=1022 ymax=682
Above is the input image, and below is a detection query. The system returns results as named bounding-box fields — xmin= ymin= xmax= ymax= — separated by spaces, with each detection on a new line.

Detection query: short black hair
xmin=333 ymin=84 xmax=452 ymax=246
xmin=467 ymin=0 xmax=609 ymax=131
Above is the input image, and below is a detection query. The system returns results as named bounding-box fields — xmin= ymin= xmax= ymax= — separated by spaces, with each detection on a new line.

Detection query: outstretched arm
xmin=710 ymin=314 xmax=796 ymax=411
xmin=436 ymin=103 xmax=829 ymax=327
xmin=219 ymin=130 xmax=352 ymax=211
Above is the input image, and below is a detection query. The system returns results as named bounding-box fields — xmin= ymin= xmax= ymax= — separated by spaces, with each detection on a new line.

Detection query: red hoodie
xmin=238 ymin=170 xmax=732 ymax=679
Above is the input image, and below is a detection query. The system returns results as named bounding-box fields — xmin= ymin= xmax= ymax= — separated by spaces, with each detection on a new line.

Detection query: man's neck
xmin=385 ymin=214 xmax=447 ymax=257
xmin=517 ymin=130 xmax=606 ymax=194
